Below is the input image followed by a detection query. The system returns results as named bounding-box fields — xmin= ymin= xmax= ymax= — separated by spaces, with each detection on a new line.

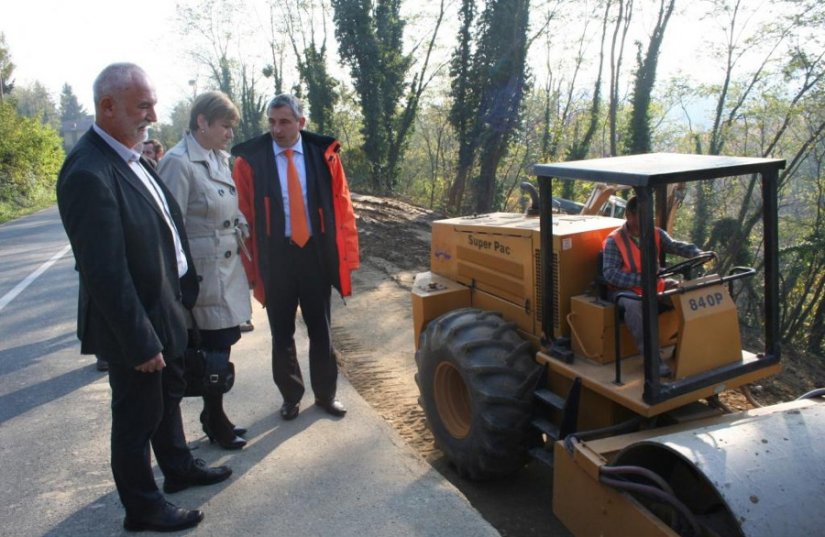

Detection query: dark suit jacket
xmin=57 ymin=128 xmax=198 ymax=367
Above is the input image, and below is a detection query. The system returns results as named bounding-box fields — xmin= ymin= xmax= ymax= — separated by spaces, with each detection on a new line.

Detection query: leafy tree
xmin=331 ymin=0 xmax=444 ymax=193
xmin=298 ymin=42 xmax=338 ymax=135
xmin=688 ymin=0 xmax=825 ymax=275
xmin=329 ymin=81 xmax=370 ymax=187
xmin=0 ymin=101 xmax=63 ymax=217
xmin=608 ymin=0 xmax=633 ymax=156
xmin=177 ymin=0 xmax=239 ymax=98
xmin=59 ymin=83 xmax=87 ymax=123
xmin=12 ymin=82 xmax=59 ymax=128
xmin=699 ymin=0 xmax=796 ymax=158
xmin=0 ymin=33 xmax=14 ymax=101
xmin=281 ymin=0 xmax=339 ymax=135
xmin=401 ymin=101 xmax=455 ymax=209
xmin=152 ymin=99 xmax=191 ymax=151
xmin=446 ymin=0 xmax=477 ymax=213
xmin=470 ymin=0 xmax=531 ymax=213
xmin=447 ymin=0 xmax=533 ymax=213
xmin=331 ymin=0 xmax=408 ymax=192
xmin=566 ymin=1 xmax=611 ymax=162
xmin=237 ymin=65 xmax=266 ymax=141
xmin=623 ymin=0 xmax=676 ymax=155
xmin=261 ymin=0 xmax=286 ymax=96
xmin=176 ymin=0 xmax=268 ymax=143
xmin=804 ymin=160 xmax=825 ymax=353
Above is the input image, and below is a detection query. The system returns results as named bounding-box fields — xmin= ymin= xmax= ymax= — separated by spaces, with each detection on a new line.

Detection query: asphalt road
xmin=0 ymin=206 xmax=103 ymax=535
xmin=0 ymin=206 xmax=500 ymax=537
xmin=0 ymin=206 xmax=80 ymax=436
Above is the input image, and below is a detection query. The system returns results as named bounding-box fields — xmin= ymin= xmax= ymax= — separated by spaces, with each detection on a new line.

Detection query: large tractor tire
xmin=415 ymin=308 xmax=542 ymax=479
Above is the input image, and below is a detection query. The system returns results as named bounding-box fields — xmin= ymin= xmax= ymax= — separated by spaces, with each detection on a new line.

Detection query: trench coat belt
xmin=189 ymin=226 xmax=252 ymax=261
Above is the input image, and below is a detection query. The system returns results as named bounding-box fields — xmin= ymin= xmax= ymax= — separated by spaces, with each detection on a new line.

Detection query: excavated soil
xmin=332 ymin=193 xmax=825 ymax=536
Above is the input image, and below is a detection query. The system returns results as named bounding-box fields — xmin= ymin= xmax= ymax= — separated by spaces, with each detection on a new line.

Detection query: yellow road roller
xmin=412 ymin=153 xmax=825 ymax=536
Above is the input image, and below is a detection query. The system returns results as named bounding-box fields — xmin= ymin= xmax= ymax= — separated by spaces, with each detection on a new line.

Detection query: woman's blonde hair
xmin=189 ymin=91 xmax=240 ymax=131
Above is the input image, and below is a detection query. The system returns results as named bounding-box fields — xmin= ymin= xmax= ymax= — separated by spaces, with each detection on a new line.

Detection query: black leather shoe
xmin=280 ymin=401 xmax=300 ymax=420
xmin=95 ymin=357 xmax=109 ymax=372
xmin=123 ymin=501 xmax=203 ymax=532
xmin=163 ymin=458 xmax=232 ymax=494
xmin=315 ymin=398 xmax=347 ymax=417
xmin=233 ymin=426 xmax=247 ymax=437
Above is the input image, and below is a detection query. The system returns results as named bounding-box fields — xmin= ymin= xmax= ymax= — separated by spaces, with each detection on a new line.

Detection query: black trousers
xmin=265 ymin=237 xmax=336 ymax=405
xmin=106 ymin=354 xmax=193 ymax=516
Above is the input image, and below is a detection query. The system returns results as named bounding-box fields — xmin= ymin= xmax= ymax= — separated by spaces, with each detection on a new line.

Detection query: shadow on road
xmin=0 ymin=359 xmax=100 ymax=425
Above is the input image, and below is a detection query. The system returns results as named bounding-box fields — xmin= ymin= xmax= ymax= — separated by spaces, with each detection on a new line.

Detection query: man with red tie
xmin=232 ymin=94 xmax=359 ymax=420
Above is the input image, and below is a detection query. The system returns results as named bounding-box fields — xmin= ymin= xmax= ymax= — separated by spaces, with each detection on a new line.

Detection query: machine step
xmin=532 ymin=416 xmax=560 ymax=440
xmin=529 ymin=446 xmax=555 ymax=467
xmin=535 ymin=388 xmax=566 ymax=410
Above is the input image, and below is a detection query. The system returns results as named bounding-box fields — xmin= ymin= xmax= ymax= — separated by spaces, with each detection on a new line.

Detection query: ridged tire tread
xmin=415 ymin=308 xmax=541 ymax=479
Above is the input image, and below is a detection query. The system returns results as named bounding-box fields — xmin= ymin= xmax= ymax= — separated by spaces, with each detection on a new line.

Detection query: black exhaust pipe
xmin=521 ymin=181 xmax=540 ymax=216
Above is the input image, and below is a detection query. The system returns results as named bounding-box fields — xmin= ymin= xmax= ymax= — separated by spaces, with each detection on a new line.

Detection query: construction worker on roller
xmin=601 ymin=196 xmax=703 ymax=370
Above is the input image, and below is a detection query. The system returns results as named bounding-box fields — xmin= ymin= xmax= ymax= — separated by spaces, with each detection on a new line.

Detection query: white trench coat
xmin=157 ymin=132 xmax=252 ymax=330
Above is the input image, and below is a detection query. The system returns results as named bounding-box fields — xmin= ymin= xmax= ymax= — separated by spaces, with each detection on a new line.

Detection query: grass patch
xmin=0 ymin=191 xmax=57 ymax=224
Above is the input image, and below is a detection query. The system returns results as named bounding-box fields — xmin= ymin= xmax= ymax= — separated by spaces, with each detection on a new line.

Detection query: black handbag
xmin=183 ymin=314 xmax=235 ymax=397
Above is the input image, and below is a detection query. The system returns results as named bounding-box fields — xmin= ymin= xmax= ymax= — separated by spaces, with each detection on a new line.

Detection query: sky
xmin=4 ymin=0 xmax=195 ymax=120
xmin=2 ymin=1 xmax=764 ymax=125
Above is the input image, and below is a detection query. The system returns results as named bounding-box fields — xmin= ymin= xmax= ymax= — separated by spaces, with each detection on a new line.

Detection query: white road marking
xmin=0 ymin=244 xmax=72 ymax=312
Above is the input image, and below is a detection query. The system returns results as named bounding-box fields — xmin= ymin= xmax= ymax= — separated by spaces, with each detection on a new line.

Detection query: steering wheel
xmin=657 ymin=251 xmax=717 ymax=279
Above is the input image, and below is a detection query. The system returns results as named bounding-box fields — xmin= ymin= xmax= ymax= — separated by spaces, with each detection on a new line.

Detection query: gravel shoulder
xmin=332 ymin=195 xmax=564 ymax=536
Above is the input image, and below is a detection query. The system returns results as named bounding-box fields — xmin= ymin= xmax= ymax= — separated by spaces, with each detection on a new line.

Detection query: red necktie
xmin=285 ymin=148 xmax=309 ymax=247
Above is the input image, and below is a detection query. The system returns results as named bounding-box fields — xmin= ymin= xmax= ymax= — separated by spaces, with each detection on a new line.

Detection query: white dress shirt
xmin=272 ymin=136 xmax=313 ymax=238
xmin=93 ymin=124 xmax=188 ymax=277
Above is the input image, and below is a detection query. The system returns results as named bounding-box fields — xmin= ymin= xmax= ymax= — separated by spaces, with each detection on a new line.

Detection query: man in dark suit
xmin=232 ymin=94 xmax=360 ymax=421
xmin=57 ymin=63 xmax=231 ymax=533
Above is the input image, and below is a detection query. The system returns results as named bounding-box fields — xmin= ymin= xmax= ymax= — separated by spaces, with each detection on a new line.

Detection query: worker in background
xmin=142 ymin=138 xmax=164 ymax=168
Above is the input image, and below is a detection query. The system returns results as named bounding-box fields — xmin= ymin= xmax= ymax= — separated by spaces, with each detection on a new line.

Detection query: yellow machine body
xmin=671 ymin=276 xmax=742 ymax=378
xmin=411 ymin=271 xmax=471 ymax=347
xmin=417 ymin=212 xmax=623 ymax=345
xmin=412 ymin=211 xmax=781 ymax=425
xmin=567 ymin=294 xmax=679 ymax=363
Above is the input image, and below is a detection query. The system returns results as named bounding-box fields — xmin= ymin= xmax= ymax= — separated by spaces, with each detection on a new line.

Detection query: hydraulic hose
xmin=563 ymin=416 xmax=645 ymax=454
xmin=600 ymin=465 xmax=675 ymax=496
xmin=796 ymin=387 xmax=825 ymax=400
xmin=599 ymin=475 xmax=702 ymax=537
xmin=740 ymin=384 xmax=764 ymax=407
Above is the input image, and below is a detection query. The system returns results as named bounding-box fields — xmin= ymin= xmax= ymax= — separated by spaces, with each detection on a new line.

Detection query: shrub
xmin=0 ymin=101 xmax=64 ymax=220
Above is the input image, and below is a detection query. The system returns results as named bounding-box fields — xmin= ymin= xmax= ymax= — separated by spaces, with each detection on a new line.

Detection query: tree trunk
xmin=567 ymin=1 xmax=610 ymax=162
xmin=475 ymin=133 xmax=506 ymax=213
xmin=624 ymin=0 xmax=675 ymax=155
xmin=608 ymin=0 xmax=632 ymax=156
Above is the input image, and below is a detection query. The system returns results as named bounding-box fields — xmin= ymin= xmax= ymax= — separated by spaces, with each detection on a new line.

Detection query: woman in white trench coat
xmin=158 ymin=91 xmax=252 ymax=450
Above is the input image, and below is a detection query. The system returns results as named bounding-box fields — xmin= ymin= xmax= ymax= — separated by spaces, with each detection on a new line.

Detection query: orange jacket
xmin=604 ymin=226 xmax=665 ymax=296
xmin=232 ymin=132 xmax=359 ymax=306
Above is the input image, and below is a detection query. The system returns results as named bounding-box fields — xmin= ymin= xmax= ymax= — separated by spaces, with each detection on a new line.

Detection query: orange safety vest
xmin=605 ymin=226 xmax=665 ymax=296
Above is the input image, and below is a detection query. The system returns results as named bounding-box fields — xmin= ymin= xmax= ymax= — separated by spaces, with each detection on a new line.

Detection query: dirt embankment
xmin=334 ymin=193 xmax=825 ymax=536
xmin=333 ymin=194 xmax=437 ymax=457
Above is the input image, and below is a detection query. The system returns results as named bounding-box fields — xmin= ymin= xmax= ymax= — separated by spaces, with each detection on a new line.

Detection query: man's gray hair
xmin=93 ymin=63 xmax=146 ymax=104
xmin=267 ymin=94 xmax=304 ymax=120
